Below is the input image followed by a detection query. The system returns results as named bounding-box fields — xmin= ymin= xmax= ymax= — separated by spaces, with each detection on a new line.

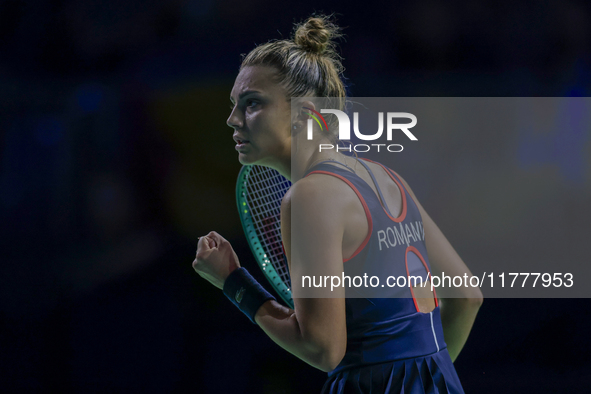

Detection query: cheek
xmin=246 ymin=106 xmax=290 ymax=146
xmin=267 ymin=110 xmax=291 ymax=138
xmin=249 ymin=113 xmax=281 ymax=141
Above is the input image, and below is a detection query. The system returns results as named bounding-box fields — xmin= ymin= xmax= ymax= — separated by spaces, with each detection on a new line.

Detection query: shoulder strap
xmin=308 ymin=159 xmax=355 ymax=174
xmin=356 ymin=159 xmax=393 ymax=217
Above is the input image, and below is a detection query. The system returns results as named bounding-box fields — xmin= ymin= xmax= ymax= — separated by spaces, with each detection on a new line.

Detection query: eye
xmin=246 ymin=99 xmax=259 ymax=108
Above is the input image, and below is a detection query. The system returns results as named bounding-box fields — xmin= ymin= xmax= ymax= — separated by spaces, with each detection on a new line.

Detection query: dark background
xmin=1 ymin=0 xmax=590 ymax=392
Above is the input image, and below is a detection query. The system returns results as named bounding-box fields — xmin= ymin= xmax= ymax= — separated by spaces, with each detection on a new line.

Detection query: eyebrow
xmin=230 ymin=90 xmax=261 ymax=103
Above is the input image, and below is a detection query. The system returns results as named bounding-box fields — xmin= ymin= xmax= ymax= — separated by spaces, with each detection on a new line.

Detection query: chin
xmin=238 ymin=152 xmax=277 ymax=170
xmin=237 ymin=152 xmax=258 ymax=166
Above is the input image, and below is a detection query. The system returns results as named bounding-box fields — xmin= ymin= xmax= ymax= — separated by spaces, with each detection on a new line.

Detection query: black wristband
xmin=223 ymin=267 xmax=276 ymax=324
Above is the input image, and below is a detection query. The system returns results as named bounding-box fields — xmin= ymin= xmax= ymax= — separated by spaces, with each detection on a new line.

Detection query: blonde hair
xmin=240 ymin=15 xmax=347 ymax=134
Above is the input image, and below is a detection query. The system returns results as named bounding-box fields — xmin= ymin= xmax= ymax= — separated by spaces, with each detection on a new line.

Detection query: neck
xmin=289 ymin=139 xmax=351 ymax=182
xmin=257 ymin=141 xmax=292 ymax=181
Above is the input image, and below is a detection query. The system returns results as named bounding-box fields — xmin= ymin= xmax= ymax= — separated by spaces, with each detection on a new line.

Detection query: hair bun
xmin=294 ymin=16 xmax=337 ymax=54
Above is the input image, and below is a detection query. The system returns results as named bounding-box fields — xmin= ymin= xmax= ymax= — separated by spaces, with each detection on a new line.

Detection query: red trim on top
xmin=358 ymin=158 xmax=407 ymax=223
xmin=405 ymin=246 xmax=439 ymax=312
xmin=404 ymin=251 xmax=420 ymax=313
xmin=362 ymin=158 xmax=420 ymax=209
xmin=305 ymin=170 xmax=373 ymax=263
xmin=385 ymin=168 xmax=420 ymax=208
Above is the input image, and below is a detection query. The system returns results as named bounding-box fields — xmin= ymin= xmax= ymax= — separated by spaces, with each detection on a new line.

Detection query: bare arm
xmin=194 ymin=176 xmax=348 ymax=372
xmin=254 ymin=176 xmax=347 ymax=372
xmin=396 ymin=173 xmax=483 ymax=362
xmin=254 ymin=297 xmax=345 ymax=372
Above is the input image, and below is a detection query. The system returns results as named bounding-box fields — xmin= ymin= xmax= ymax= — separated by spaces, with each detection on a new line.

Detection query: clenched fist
xmin=192 ymin=231 xmax=241 ymax=289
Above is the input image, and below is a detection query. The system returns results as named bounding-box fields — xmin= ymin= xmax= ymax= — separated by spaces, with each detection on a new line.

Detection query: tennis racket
xmin=236 ymin=165 xmax=294 ymax=308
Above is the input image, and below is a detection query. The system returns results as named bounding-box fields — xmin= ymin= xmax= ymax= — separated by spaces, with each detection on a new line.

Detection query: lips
xmin=233 ymin=135 xmax=250 ymax=150
xmin=233 ymin=134 xmax=250 ymax=143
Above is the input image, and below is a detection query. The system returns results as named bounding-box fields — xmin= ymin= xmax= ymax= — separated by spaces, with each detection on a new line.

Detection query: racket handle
xmin=223 ymin=268 xmax=276 ymax=324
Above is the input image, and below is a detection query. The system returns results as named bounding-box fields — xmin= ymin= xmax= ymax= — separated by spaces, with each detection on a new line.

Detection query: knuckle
xmin=195 ymin=252 xmax=206 ymax=261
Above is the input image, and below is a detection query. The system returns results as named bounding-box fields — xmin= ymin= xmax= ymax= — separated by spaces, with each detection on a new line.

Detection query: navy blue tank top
xmin=306 ymin=158 xmax=447 ymax=376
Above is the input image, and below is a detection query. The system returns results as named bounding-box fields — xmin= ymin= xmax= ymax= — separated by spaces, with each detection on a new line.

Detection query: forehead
xmin=230 ymin=65 xmax=285 ymax=99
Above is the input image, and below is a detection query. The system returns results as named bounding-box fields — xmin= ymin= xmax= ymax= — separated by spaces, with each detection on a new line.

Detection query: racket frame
xmin=236 ymin=165 xmax=294 ymax=308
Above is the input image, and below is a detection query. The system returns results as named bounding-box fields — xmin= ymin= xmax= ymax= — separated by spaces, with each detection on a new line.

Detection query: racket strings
xmin=244 ymin=166 xmax=292 ymax=287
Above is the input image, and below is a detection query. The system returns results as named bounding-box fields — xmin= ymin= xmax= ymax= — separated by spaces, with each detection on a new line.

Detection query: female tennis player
xmin=193 ymin=15 xmax=482 ymax=393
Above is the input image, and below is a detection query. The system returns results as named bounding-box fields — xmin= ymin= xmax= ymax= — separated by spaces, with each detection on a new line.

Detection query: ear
xmin=292 ymin=100 xmax=317 ymax=130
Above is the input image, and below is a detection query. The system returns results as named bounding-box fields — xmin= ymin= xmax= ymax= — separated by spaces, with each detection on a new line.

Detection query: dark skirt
xmin=321 ymin=349 xmax=464 ymax=394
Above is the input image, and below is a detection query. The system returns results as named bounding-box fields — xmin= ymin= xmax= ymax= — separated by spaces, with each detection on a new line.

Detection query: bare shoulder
xmin=280 ymin=173 xmax=358 ymax=255
xmin=281 ymin=173 xmax=357 ymax=216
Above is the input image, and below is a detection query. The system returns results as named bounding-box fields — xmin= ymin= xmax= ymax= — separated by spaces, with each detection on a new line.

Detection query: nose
xmin=226 ymin=106 xmax=243 ymax=129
